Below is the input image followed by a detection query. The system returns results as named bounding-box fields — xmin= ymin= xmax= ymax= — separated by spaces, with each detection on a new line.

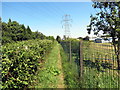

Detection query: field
xmin=61 ymin=40 xmax=120 ymax=88
xmin=82 ymin=41 xmax=120 ymax=88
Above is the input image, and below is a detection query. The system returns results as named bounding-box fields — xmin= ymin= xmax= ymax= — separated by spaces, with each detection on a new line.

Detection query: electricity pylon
xmin=61 ymin=14 xmax=72 ymax=39
xmin=61 ymin=14 xmax=72 ymax=63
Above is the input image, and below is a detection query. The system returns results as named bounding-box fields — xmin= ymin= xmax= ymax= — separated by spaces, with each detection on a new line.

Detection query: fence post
xmin=80 ymin=40 xmax=83 ymax=77
xmin=69 ymin=40 xmax=72 ymax=63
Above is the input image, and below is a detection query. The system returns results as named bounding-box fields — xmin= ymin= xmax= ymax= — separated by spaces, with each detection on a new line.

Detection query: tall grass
xmin=82 ymin=41 xmax=120 ymax=88
xmin=59 ymin=43 xmax=80 ymax=88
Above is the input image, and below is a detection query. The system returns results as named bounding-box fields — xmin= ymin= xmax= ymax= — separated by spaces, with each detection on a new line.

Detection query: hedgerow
xmin=2 ymin=39 xmax=53 ymax=89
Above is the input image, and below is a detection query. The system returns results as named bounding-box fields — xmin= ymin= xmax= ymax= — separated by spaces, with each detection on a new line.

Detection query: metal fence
xmin=60 ymin=40 xmax=120 ymax=88
xmin=81 ymin=41 xmax=120 ymax=88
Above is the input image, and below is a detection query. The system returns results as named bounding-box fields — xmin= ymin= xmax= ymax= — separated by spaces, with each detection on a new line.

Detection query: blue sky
xmin=2 ymin=2 xmax=96 ymax=38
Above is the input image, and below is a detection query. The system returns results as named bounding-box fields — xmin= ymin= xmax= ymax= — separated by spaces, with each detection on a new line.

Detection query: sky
xmin=2 ymin=1 xmax=97 ymax=38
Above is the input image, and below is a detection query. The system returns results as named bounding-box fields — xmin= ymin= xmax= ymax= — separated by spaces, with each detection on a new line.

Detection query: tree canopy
xmin=87 ymin=2 xmax=120 ymax=69
xmin=56 ymin=35 xmax=61 ymax=43
xmin=2 ymin=19 xmax=47 ymax=44
xmin=87 ymin=2 xmax=120 ymax=38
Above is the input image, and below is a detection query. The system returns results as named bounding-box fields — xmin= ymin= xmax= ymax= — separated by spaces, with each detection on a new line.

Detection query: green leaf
xmin=23 ymin=81 xmax=28 ymax=85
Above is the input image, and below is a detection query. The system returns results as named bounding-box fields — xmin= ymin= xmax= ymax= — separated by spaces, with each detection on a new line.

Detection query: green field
xmin=82 ymin=41 xmax=120 ymax=88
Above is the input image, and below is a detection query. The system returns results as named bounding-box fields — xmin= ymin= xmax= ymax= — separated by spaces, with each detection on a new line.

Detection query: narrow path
xmin=57 ymin=44 xmax=65 ymax=88
xmin=29 ymin=42 xmax=65 ymax=88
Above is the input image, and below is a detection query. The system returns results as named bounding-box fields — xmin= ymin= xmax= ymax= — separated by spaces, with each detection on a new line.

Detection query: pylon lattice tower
xmin=62 ymin=14 xmax=72 ymax=38
xmin=61 ymin=14 xmax=72 ymax=63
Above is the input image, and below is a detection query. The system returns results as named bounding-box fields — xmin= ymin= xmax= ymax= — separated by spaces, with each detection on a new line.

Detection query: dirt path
xmin=57 ymin=44 xmax=65 ymax=88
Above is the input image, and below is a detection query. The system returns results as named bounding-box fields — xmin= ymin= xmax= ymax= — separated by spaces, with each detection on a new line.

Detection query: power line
xmin=3 ymin=3 xmax=71 ymax=37
xmin=48 ymin=2 xmax=66 ymax=16
xmin=61 ymin=14 xmax=72 ymax=38
xmin=21 ymin=2 xmax=67 ymax=26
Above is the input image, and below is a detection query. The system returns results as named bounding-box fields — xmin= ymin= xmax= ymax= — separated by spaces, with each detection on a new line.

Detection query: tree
xmin=0 ymin=17 xmax=2 ymax=44
xmin=63 ymin=35 xmax=67 ymax=40
xmin=77 ymin=37 xmax=83 ymax=40
xmin=8 ymin=18 xmax=11 ymax=23
xmin=46 ymin=36 xmax=55 ymax=41
xmin=83 ymin=36 xmax=89 ymax=41
xmin=32 ymin=31 xmax=45 ymax=39
xmin=21 ymin=24 xmax=26 ymax=31
xmin=26 ymin=26 xmax=32 ymax=34
xmin=56 ymin=35 xmax=61 ymax=43
xmin=2 ymin=18 xmax=47 ymax=44
xmin=87 ymin=2 xmax=120 ymax=70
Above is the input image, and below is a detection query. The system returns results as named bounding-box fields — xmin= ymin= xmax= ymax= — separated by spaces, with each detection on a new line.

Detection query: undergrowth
xmin=59 ymin=45 xmax=80 ymax=88
xmin=29 ymin=41 xmax=61 ymax=88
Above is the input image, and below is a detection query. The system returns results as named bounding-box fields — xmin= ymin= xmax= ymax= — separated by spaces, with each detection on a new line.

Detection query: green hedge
xmin=2 ymin=39 xmax=53 ymax=89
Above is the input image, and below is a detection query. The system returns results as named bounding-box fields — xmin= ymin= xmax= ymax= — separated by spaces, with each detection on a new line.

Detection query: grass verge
xmin=59 ymin=45 xmax=80 ymax=88
xmin=29 ymin=41 xmax=61 ymax=88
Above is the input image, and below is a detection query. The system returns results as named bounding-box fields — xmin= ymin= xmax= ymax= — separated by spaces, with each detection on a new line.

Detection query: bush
xmin=2 ymin=39 xmax=53 ymax=89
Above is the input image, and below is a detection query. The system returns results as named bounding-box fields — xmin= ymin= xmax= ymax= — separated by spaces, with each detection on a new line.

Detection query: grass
xmin=60 ymin=40 xmax=120 ymax=88
xmin=82 ymin=66 xmax=120 ymax=88
xmin=0 ymin=60 xmax=1 ymax=89
xmin=83 ymin=41 xmax=118 ymax=68
xmin=59 ymin=45 xmax=80 ymax=88
xmin=28 ymin=40 xmax=120 ymax=88
xmin=29 ymin=41 xmax=62 ymax=88
xmin=82 ymin=41 xmax=120 ymax=88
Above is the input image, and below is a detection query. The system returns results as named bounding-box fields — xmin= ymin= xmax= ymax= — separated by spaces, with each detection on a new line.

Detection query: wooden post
xmin=69 ymin=40 xmax=72 ymax=63
xmin=117 ymin=38 xmax=120 ymax=70
xmin=117 ymin=38 xmax=120 ymax=89
xmin=80 ymin=40 xmax=83 ymax=77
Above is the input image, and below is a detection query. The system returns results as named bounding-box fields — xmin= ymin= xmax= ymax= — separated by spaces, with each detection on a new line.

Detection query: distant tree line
xmin=56 ymin=35 xmax=90 ymax=42
xmin=1 ymin=18 xmax=54 ymax=44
